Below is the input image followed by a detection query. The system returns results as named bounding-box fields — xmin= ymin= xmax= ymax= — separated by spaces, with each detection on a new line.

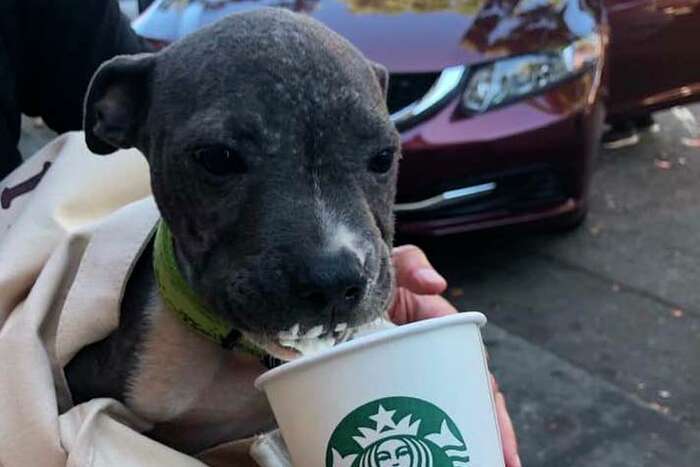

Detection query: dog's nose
xmin=293 ymin=249 xmax=367 ymax=313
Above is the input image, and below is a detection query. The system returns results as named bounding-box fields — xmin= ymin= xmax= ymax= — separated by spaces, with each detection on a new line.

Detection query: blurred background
xmin=19 ymin=0 xmax=700 ymax=465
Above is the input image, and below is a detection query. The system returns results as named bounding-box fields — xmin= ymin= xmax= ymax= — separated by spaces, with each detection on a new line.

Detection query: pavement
xmin=415 ymin=105 xmax=700 ymax=466
xmin=18 ymin=105 xmax=700 ymax=466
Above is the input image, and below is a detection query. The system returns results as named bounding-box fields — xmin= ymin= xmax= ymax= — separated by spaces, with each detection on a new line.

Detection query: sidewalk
xmin=424 ymin=104 xmax=700 ymax=466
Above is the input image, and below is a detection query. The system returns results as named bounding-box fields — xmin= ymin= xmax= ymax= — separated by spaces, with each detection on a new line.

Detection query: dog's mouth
xmin=242 ymin=318 xmax=393 ymax=361
xmin=242 ymin=323 xmax=352 ymax=361
xmin=235 ymin=242 xmax=396 ymax=362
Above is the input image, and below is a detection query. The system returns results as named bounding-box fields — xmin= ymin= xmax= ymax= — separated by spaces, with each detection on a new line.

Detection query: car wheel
xmin=544 ymin=205 xmax=588 ymax=233
xmin=138 ymin=0 xmax=156 ymax=13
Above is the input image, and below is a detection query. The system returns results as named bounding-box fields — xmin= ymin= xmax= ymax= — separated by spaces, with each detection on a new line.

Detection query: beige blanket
xmin=0 ymin=133 xmax=288 ymax=467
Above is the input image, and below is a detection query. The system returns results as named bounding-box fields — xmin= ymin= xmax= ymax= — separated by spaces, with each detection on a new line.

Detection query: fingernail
xmin=414 ymin=268 xmax=446 ymax=286
xmin=514 ymin=454 xmax=522 ymax=467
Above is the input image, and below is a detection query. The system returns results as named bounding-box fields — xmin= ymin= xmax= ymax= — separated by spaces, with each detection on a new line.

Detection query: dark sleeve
xmin=18 ymin=0 xmax=153 ymax=134
xmin=0 ymin=114 xmax=22 ymax=180
xmin=0 ymin=1 xmax=23 ymax=179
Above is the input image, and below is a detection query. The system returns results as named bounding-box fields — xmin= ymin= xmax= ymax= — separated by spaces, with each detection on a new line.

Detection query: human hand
xmin=388 ymin=244 xmax=522 ymax=467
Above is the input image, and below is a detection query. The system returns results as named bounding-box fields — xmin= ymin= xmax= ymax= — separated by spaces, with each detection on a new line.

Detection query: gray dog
xmin=64 ymin=8 xmax=399 ymax=455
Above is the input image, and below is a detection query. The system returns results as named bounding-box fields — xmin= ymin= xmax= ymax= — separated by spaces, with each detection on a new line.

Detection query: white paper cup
xmin=255 ymin=312 xmax=504 ymax=467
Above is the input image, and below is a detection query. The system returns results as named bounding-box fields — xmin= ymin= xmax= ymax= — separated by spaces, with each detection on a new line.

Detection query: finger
xmin=392 ymin=245 xmax=447 ymax=295
xmin=389 ymin=287 xmax=457 ymax=325
xmin=495 ymin=392 xmax=521 ymax=467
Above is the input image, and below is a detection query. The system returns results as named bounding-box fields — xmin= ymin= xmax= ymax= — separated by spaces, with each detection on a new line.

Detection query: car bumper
xmin=394 ymin=70 xmax=604 ymax=236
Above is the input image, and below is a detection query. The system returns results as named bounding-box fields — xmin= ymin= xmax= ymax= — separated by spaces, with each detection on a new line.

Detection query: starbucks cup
xmin=255 ymin=312 xmax=505 ymax=467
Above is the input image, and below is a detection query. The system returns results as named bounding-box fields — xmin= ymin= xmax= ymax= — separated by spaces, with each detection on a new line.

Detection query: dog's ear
xmin=369 ymin=61 xmax=389 ymax=100
xmin=84 ymin=53 xmax=156 ymax=155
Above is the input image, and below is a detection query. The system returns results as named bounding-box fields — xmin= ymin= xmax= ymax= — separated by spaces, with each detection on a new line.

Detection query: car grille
xmin=387 ymin=73 xmax=440 ymax=114
xmin=396 ymin=167 xmax=568 ymax=221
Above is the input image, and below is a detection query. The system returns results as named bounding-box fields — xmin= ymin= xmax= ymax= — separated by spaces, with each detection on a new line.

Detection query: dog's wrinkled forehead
xmin=149 ymin=9 xmax=387 ymax=139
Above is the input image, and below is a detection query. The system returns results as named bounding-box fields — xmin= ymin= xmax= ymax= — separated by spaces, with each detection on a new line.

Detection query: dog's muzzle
xmin=289 ymin=248 xmax=369 ymax=319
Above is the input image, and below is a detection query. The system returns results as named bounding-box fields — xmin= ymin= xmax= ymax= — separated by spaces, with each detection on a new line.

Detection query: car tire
xmin=545 ymin=205 xmax=588 ymax=233
xmin=138 ymin=0 xmax=156 ymax=13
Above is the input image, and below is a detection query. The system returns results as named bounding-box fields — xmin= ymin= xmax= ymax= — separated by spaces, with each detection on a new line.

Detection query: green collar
xmin=153 ymin=220 xmax=262 ymax=355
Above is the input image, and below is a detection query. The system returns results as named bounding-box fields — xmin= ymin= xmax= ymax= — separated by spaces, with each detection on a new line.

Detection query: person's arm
xmin=1 ymin=1 xmax=27 ymax=179
xmin=18 ymin=0 xmax=152 ymax=135
xmin=389 ymin=244 xmax=522 ymax=467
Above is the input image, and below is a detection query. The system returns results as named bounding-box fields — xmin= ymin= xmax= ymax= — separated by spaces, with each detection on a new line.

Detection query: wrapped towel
xmin=0 ymin=132 xmax=291 ymax=467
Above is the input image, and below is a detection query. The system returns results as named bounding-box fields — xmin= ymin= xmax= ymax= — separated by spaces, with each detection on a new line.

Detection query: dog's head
xmin=84 ymin=9 xmax=399 ymax=359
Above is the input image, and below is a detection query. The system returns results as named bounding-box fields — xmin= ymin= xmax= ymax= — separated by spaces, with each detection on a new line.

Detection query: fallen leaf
xmin=449 ymin=288 xmax=464 ymax=298
xmin=671 ymin=308 xmax=684 ymax=318
xmin=648 ymin=402 xmax=671 ymax=415
xmin=654 ymin=159 xmax=672 ymax=170
xmin=681 ymin=137 xmax=700 ymax=148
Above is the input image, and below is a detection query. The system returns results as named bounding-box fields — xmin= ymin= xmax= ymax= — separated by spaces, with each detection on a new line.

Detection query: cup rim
xmin=255 ymin=311 xmax=486 ymax=390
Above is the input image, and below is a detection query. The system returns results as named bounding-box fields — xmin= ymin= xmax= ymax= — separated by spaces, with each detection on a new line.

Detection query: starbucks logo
xmin=326 ymin=397 xmax=470 ymax=467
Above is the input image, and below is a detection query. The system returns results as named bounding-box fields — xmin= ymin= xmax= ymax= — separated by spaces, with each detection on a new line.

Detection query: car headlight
xmin=461 ymin=33 xmax=602 ymax=114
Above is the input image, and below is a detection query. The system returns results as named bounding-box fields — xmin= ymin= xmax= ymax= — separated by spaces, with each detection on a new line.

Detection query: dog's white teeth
xmin=276 ymin=328 xmax=339 ymax=356
xmin=305 ymin=325 xmax=325 ymax=339
xmin=278 ymin=338 xmax=296 ymax=348
xmin=278 ymin=323 xmax=301 ymax=340
xmin=279 ymin=335 xmax=336 ymax=356
xmin=334 ymin=322 xmax=348 ymax=333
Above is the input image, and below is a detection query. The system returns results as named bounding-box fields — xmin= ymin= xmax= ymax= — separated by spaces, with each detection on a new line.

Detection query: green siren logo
xmin=326 ymin=397 xmax=470 ymax=467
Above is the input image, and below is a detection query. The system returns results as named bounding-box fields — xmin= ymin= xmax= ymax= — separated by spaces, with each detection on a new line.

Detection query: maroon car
xmin=132 ymin=0 xmax=700 ymax=236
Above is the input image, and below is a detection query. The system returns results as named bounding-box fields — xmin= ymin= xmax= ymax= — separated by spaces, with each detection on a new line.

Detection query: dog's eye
xmin=368 ymin=148 xmax=395 ymax=174
xmin=193 ymin=146 xmax=247 ymax=176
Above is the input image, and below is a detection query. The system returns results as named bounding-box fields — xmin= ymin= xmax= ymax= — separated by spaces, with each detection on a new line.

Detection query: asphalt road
xmin=412 ymin=105 xmax=700 ymax=466
xmin=18 ymin=104 xmax=700 ymax=466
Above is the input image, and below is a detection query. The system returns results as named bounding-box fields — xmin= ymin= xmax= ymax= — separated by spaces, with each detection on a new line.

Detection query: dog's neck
xmin=153 ymin=220 xmax=240 ymax=348
xmin=125 ymin=281 xmax=276 ymax=452
xmin=128 ymin=228 xmax=277 ymax=451
xmin=154 ymin=220 xmax=285 ymax=369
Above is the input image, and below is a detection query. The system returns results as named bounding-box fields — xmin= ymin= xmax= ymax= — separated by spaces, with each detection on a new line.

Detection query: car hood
xmin=133 ymin=0 xmax=599 ymax=72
